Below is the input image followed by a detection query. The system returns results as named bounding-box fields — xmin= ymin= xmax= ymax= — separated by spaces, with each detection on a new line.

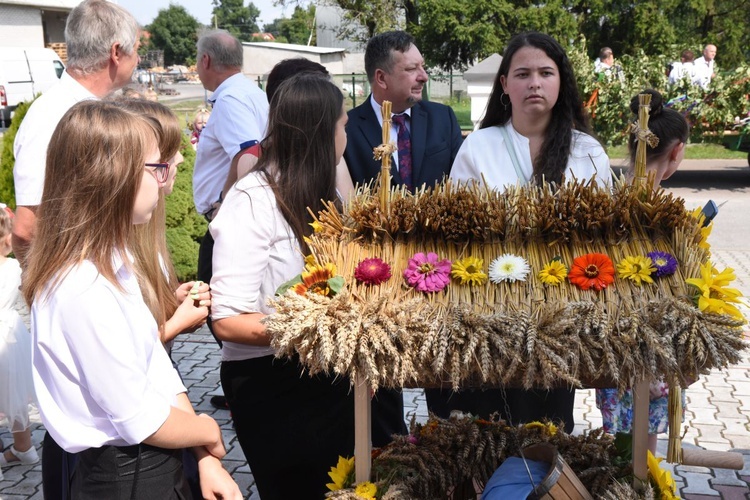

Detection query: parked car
xmin=342 ymin=82 xmax=365 ymax=97
xmin=0 ymin=47 xmax=64 ymax=125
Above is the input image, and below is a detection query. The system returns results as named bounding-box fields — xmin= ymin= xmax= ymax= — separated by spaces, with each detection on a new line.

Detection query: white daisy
xmin=488 ymin=254 xmax=530 ymax=283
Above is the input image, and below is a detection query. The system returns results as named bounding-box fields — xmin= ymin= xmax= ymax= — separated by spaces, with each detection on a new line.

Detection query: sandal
xmin=0 ymin=445 xmax=39 ymax=467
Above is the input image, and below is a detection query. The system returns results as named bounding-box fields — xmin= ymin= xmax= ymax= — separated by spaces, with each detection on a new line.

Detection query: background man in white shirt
xmin=693 ymin=44 xmax=717 ymax=89
xmin=12 ymin=0 xmax=140 ymax=267
xmin=11 ymin=2 xmax=141 ymax=496
xmin=192 ymin=30 xmax=269 ymax=410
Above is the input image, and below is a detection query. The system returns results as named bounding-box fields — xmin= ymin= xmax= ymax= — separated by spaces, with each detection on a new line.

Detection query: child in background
xmin=190 ymin=108 xmax=211 ymax=150
xmin=0 ymin=203 xmax=39 ymax=478
xmin=596 ymin=89 xmax=690 ymax=453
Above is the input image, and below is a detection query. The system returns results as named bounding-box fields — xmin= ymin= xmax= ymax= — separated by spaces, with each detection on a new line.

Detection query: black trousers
xmin=197 ymin=230 xmax=220 ymax=346
xmin=221 ymin=356 xmax=355 ymax=500
xmin=42 ymin=432 xmax=78 ymax=500
xmin=72 ymin=444 xmax=189 ymax=500
xmin=425 ymin=387 xmax=576 ymax=433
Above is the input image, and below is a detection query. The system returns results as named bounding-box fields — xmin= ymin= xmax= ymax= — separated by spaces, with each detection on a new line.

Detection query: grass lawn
xmin=607 ymin=142 xmax=748 ymax=160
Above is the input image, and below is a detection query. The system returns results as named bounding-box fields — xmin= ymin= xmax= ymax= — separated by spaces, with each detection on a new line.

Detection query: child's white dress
xmin=0 ymin=258 xmax=35 ymax=432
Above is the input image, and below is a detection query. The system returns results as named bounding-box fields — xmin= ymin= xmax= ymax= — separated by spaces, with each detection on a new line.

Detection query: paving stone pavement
xmin=1 ymin=248 xmax=748 ymax=499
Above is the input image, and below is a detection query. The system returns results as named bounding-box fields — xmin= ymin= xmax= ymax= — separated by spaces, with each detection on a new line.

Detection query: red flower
xmin=354 ymin=258 xmax=392 ymax=285
xmin=568 ymin=253 xmax=615 ymax=291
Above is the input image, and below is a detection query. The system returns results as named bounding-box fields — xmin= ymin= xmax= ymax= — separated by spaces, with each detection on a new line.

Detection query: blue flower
xmin=647 ymin=251 xmax=678 ymax=277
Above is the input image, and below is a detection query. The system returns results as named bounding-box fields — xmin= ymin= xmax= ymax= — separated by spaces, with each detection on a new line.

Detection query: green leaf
xmin=327 ymin=276 xmax=345 ymax=295
xmin=276 ymin=275 xmax=303 ymax=296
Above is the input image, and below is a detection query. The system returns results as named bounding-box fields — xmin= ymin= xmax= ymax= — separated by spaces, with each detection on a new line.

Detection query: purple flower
xmin=647 ymin=251 xmax=678 ymax=277
xmin=403 ymin=252 xmax=451 ymax=293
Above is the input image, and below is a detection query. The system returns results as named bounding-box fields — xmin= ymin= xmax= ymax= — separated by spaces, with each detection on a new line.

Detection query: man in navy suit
xmin=344 ymin=31 xmax=463 ymax=190
xmin=343 ymin=31 xmax=463 ymax=447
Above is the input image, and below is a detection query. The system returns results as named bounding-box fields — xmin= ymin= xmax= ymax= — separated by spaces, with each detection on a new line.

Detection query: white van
xmin=0 ymin=47 xmax=65 ymax=125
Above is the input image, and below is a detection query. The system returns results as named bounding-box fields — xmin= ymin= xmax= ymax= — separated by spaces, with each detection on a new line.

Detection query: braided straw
xmin=379 ymin=100 xmax=393 ymax=212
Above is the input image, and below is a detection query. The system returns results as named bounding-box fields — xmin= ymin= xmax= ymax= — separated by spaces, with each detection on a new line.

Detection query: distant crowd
xmin=594 ymin=43 xmax=719 ymax=89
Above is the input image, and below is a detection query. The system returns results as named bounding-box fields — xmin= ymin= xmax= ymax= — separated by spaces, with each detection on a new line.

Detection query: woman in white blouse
xmin=210 ymin=74 xmax=353 ymax=499
xmin=441 ymin=32 xmax=612 ymax=434
xmin=23 ymin=101 xmax=238 ymax=500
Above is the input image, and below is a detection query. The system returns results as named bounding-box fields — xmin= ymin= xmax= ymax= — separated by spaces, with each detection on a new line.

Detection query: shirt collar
xmin=208 ymin=72 xmax=244 ymax=105
xmin=370 ymin=94 xmax=412 ymax=128
xmin=61 ymin=70 xmax=97 ymax=102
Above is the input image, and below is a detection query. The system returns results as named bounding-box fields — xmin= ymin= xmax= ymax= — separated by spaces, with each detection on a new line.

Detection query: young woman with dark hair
xmin=442 ymin=32 xmax=612 ymax=434
xmin=210 ymin=73 xmax=354 ymax=500
xmin=452 ymin=31 xmax=610 ymax=187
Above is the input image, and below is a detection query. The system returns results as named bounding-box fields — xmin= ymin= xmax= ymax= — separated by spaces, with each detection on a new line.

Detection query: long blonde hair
xmin=23 ymin=100 xmax=158 ymax=305
xmin=111 ymin=98 xmax=183 ymax=335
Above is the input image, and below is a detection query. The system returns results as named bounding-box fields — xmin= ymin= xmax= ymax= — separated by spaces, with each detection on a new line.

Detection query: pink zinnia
xmin=403 ymin=252 xmax=451 ymax=293
xmin=354 ymin=257 xmax=392 ymax=285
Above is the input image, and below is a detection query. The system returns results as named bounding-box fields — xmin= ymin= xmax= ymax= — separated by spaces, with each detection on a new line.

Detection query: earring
xmin=500 ymin=93 xmax=510 ymax=111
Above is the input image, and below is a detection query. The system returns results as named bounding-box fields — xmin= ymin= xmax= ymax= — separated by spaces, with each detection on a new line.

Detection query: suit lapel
xmin=410 ymin=103 xmax=427 ymax=186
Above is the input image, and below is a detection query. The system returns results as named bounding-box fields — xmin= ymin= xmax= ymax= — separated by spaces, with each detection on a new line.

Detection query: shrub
xmin=0 ymin=98 xmax=35 ymax=207
xmin=165 ymin=135 xmax=207 ymax=281
xmin=568 ymin=37 xmax=750 ymax=147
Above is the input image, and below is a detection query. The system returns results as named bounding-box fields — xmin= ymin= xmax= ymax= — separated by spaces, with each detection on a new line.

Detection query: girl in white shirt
xmin=210 ymin=73 xmax=353 ymax=500
xmin=444 ymin=32 xmax=612 ymax=434
xmin=22 ymin=101 xmax=239 ymax=500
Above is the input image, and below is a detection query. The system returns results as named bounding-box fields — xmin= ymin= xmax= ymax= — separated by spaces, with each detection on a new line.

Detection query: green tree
xmin=147 ymin=4 xmax=200 ymax=66
xmin=414 ymin=0 xmax=578 ymax=71
xmin=278 ymin=5 xmax=317 ymax=45
xmin=212 ymin=0 xmax=261 ymax=41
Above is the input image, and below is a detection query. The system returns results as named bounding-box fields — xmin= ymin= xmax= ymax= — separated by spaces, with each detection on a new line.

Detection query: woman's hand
xmin=163 ymin=284 xmax=211 ymax=342
xmin=197 ymin=453 xmax=243 ymax=500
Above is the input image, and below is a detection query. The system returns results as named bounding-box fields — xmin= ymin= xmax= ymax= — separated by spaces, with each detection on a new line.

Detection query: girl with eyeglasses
xmin=22 ymin=100 xmax=240 ymax=500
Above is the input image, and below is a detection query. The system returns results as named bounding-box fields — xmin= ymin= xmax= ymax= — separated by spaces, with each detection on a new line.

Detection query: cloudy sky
xmin=117 ymin=0 xmax=289 ymax=30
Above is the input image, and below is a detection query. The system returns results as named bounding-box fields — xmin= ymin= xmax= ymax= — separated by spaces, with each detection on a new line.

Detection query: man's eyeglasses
xmin=145 ymin=162 xmax=170 ymax=184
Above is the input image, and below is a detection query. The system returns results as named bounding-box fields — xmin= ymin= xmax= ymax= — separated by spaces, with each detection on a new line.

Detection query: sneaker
xmin=210 ymin=395 xmax=229 ymax=410
xmin=0 ymin=445 xmax=40 ymax=467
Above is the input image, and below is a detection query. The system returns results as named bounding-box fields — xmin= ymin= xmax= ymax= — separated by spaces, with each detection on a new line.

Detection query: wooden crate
xmin=46 ymin=43 xmax=67 ymax=65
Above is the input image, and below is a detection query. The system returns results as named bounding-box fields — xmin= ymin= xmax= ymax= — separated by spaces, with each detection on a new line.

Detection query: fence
xmin=253 ymin=73 xmax=468 ymax=107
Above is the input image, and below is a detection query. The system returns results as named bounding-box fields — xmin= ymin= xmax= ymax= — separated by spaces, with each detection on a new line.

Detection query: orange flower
xmin=292 ymin=263 xmax=337 ymax=297
xmin=568 ymin=253 xmax=615 ymax=291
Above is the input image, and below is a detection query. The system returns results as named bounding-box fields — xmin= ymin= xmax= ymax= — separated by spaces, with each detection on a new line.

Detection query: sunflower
xmin=616 ymin=255 xmax=656 ymax=286
xmin=538 ymin=260 xmax=568 ymax=285
xmin=451 ymin=256 xmax=488 ymax=286
xmin=488 ymin=254 xmax=530 ymax=283
xmin=648 ymin=451 xmax=679 ymax=499
xmin=292 ymin=263 xmax=338 ymax=297
xmin=568 ymin=253 xmax=615 ymax=291
xmin=326 ymin=456 xmax=355 ymax=491
xmin=354 ymin=482 xmax=378 ymax=499
xmin=686 ymin=262 xmax=745 ymax=321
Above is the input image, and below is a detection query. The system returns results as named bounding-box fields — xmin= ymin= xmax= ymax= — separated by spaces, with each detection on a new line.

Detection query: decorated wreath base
xmin=323 ymin=415 xmax=673 ymax=500
xmin=266 ymin=178 xmax=747 ymax=392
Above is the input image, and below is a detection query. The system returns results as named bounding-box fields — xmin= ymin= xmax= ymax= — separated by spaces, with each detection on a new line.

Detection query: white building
xmin=463 ymin=53 xmax=502 ymax=129
xmin=242 ymin=41 xmax=364 ymax=79
xmin=0 ymin=0 xmax=78 ymax=48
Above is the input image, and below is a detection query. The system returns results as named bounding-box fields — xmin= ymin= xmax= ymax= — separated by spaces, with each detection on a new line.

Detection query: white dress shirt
xmin=369 ymin=94 xmax=411 ymax=171
xmin=450 ymin=122 xmax=611 ymax=190
xmin=210 ymin=171 xmax=304 ymax=361
xmin=193 ymin=73 xmax=269 ymax=214
xmin=31 ymin=251 xmax=186 ymax=453
xmin=692 ymin=56 xmax=715 ymax=89
xmin=13 ymin=71 xmax=96 ymax=206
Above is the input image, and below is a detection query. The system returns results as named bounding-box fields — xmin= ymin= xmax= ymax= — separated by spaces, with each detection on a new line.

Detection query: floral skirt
xmin=595 ymin=382 xmax=685 ymax=435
